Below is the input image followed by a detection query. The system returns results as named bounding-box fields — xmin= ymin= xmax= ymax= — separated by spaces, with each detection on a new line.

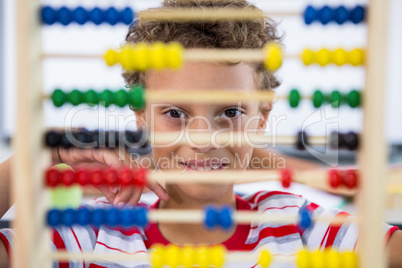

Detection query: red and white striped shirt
xmin=0 ymin=191 xmax=398 ymax=268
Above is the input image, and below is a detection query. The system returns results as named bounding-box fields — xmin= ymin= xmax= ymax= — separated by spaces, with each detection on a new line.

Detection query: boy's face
xmin=137 ymin=62 xmax=269 ymax=201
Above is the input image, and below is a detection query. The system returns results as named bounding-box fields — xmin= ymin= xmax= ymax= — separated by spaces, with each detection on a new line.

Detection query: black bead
xmin=329 ymin=131 xmax=344 ymax=149
xmin=45 ymin=130 xmax=61 ymax=148
xmin=343 ymin=131 xmax=359 ymax=150
xmin=90 ymin=130 xmax=100 ymax=149
xmin=106 ymin=131 xmax=119 ymax=148
xmin=61 ymin=132 xmax=74 ymax=149
xmin=75 ymin=131 xmax=92 ymax=149
xmin=296 ymin=131 xmax=309 ymax=150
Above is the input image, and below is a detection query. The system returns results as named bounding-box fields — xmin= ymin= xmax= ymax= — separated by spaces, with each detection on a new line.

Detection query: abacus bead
xmin=134 ymin=207 xmax=148 ymax=227
xmin=311 ymin=250 xmax=324 ymax=268
xmin=45 ymin=130 xmax=61 ymax=147
xmin=259 ymin=249 xmax=272 ymax=268
xmin=343 ymin=131 xmax=359 ymax=150
xmin=92 ymin=208 xmax=105 ymax=227
xmin=330 ymin=90 xmax=342 ymax=108
xmin=119 ymin=208 xmax=134 ymax=228
xmin=328 ymin=169 xmax=341 ymax=188
xmin=264 ymin=43 xmax=282 ymax=71
xmin=41 ymin=6 xmax=57 ymax=25
xmin=182 ymin=246 xmax=195 ymax=268
xmin=47 ymin=209 xmax=62 ymax=227
xmin=318 ymin=5 xmax=334 ymax=25
xmin=326 ymin=250 xmax=341 ymax=268
xmin=150 ymin=244 xmax=164 ymax=268
xmin=297 ymin=249 xmax=310 ymax=268
xmin=100 ymin=89 xmax=114 ymax=107
xmin=281 ymin=169 xmax=292 ymax=188
xmin=343 ymin=169 xmax=358 ymax=189
xmin=62 ymin=208 xmax=76 ymax=227
xmin=104 ymin=168 xmax=118 ymax=186
xmin=133 ymin=168 xmax=147 ymax=188
xmin=91 ymin=168 xmax=104 ymax=186
xmin=61 ymin=169 xmax=76 ymax=186
xmin=219 ymin=206 xmax=233 ymax=230
xmin=106 ymin=208 xmax=119 ymax=227
xmin=348 ymin=48 xmax=365 ymax=66
xmin=76 ymin=131 xmax=92 ymax=146
xmin=296 ymin=131 xmax=309 ymax=150
xmin=58 ymin=7 xmax=73 ymax=26
xmin=68 ymin=90 xmax=84 ymax=106
xmin=302 ymin=49 xmax=314 ymax=65
xmin=46 ymin=168 xmax=61 ymax=187
xmin=89 ymin=7 xmax=105 ymax=25
xmin=76 ymin=207 xmax=91 ymax=226
xmin=104 ymin=49 xmax=119 ymax=67
xmin=332 ymin=48 xmax=347 ymax=66
xmin=195 ymin=246 xmax=209 ymax=268
xmin=210 ymin=245 xmax=226 ymax=268
xmin=304 ymin=5 xmax=317 ymax=25
xmin=329 ymin=131 xmax=344 ymax=149
xmin=312 ymin=90 xmax=324 ymax=108
xmin=349 ymin=5 xmax=365 ymax=24
xmin=120 ymin=47 xmax=136 ymax=70
xmin=316 ymin=48 xmax=331 ymax=67
xmin=204 ymin=206 xmax=219 ymax=229
xmin=298 ymin=207 xmax=312 ymax=230
xmin=342 ymin=251 xmax=358 ymax=268
xmin=73 ymin=7 xmax=89 ymax=25
xmin=334 ymin=5 xmax=349 ymax=25
xmin=105 ymin=7 xmax=119 ymax=25
xmin=165 ymin=244 xmax=180 ymax=268
xmin=76 ymin=169 xmax=90 ymax=186
xmin=84 ymin=90 xmax=99 ymax=106
xmin=166 ymin=42 xmax=184 ymax=69
xmin=119 ymin=167 xmax=133 ymax=186
xmin=114 ymin=89 xmax=128 ymax=107
xmin=289 ymin=89 xmax=300 ymax=108
xmin=132 ymin=43 xmax=150 ymax=71
xmin=347 ymin=90 xmax=360 ymax=108
xmin=121 ymin=7 xmax=134 ymax=25
xmin=61 ymin=133 xmax=73 ymax=149
xmin=128 ymin=85 xmax=145 ymax=110
xmin=52 ymin=89 xmax=67 ymax=107
xmin=150 ymin=42 xmax=167 ymax=70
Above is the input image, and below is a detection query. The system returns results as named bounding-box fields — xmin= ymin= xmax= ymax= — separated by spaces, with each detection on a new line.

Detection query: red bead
xmin=61 ymin=169 xmax=76 ymax=186
xmin=104 ymin=168 xmax=118 ymax=185
xmin=133 ymin=168 xmax=147 ymax=188
xmin=91 ymin=168 xmax=104 ymax=186
xmin=281 ymin=169 xmax=292 ymax=188
xmin=328 ymin=169 xmax=341 ymax=188
xmin=76 ymin=169 xmax=90 ymax=186
xmin=119 ymin=167 xmax=133 ymax=186
xmin=46 ymin=168 xmax=61 ymax=187
xmin=343 ymin=169 xmax=358 ymax=189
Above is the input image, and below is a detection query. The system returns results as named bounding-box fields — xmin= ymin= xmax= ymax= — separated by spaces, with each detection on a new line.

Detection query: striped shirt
xmin=0 ymin=191 xmax=398 ymax=268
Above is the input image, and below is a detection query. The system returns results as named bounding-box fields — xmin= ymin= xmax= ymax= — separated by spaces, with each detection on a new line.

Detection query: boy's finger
xmin=127 ymin=190 xmax=143 ymax=207
xmin=147 ymin=182 xmax=169 ymax=201
xmin=97 ymin=185 xmax=118 ymax=204
xmin=113 ymin=187 xmax=134 ymax=206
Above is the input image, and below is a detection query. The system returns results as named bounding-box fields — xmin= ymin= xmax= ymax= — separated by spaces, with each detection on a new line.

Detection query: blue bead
xmin=349 ymin=5 xmax=365 ymax=24
xmin=134 ymin=207 xmax=148 ymax=227
xmin=204 ymin=206 xmax=219 ymax=229
xmin=334 ymin=5 xmax=349 ymax=25
xmin=120 ymin=7 xmax=134 ymax=25
xmin=73 ymin=7 xmax=89 ymax=25
xmin=318 ymin=5 xmax=334 ymax=25
xmin=89 ymin=7 xmax=105 ymax=25
xmin=106 ymin=208 xmax=120 ymax=227
xmin=92 ymin=208 xmax=105 ymax=227
xmin=57 ymin=7 xmax=73 ymax=26
xmin=219 ymin=206 xmax=233 ymax=230
xmin=62 ymin=208 xmax=76 ymax=227
xmin=105 ymin=7 xmax=119 ymax=25
xmin=47 ymin=209 xmax=62 ymax=227
xmin=76 ymin=207 xmax=91 ymax=226
xmin=304 ymin=5 xmax=317 ymax=25
xmin=119 ymin=208 xmax=134 ymax=228
xmin=41 ymin=6 xmax=57 ymax=25
xmin=298 ymin=208 xmax=312 ymax=230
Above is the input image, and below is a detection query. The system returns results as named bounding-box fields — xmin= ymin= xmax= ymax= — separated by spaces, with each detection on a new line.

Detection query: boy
xmin=1 ymin=0 xmax=401 ymax=267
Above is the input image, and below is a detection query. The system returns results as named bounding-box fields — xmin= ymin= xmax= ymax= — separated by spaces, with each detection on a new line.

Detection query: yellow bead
xmin=104 ymin=49 xmax=119 ymax=66
xmin=259 ymin=249 xmax=272 ymax=268
xmin=311 ymin=250 xmax=324 ymax=268
xmin=210 ymin=245 xmax=226 ymax=268
xmin=150 ymin=42 xmax=167 ymax=70
xmin=119 ymin=47 xmax=136 ymax=70
xmin=332 ymin=48 xmax=347 ymax=66
xmin=150 ymin=244 xmax=165 ymax=268
xmin=195 ymin=246 xmax=209 ymax=268
xmin=181 ymin=245 xmax=195 ymax=268
xmin=166 ymin=42 xmax=184 ymax=69
xmin=132 ymin=43 xmax=150 ymax=71
xmin=348 ymin=48 xmax=365 ymax=66
xmin=316 ymin=48 xmax=331 ymax=67
xmin=302 ymin=49 xmax=315 ymax=65
xmin=297 ymin=249 xmax=310 ymax=268
xmin=264 ymin=43 xmax=283 ymax=71
xmin=325 ymin=249 xmax=341 ymax=268
xmin=165 ymin=244 xmax=180 ymax=268
xmin=342 ymin=251 xmax=358 ymax=268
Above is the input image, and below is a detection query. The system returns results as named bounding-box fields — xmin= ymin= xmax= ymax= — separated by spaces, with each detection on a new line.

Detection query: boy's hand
xmin=52 ymin=147 xmax=168 ymax=206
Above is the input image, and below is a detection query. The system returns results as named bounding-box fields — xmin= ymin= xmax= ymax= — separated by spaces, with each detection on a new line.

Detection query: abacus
xmin=9 ymin=0 xmax=400 ymax=268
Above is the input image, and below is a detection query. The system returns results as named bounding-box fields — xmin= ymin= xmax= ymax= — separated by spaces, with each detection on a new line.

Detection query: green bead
xmin=330 ymin=90 xmax=342 ymax=108
xmin=128 ymin=85 xmax=145 ymax=110
xmin=100 ymin=89 xmax=114 ymax=107
xmin=312 ymin=90 xmax=324 ymax=108
xmin=68 ymin=89 xmax=84 ymax=106
xmin=347 ymin=90 xmax=361 ymax=108
xmin=114 ymin=89 xmax=128 ymax=107
xmin=84 ymin=89 xmax=99 ymax=106
xmin=52 ymin=89 xmax=67 ymax=107
xmin=289 ymin=89 xmax=300 ymax=108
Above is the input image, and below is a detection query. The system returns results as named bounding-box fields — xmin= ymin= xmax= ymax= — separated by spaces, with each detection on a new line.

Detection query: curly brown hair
xmin=123 ymin=0 xmax=283 ymax=95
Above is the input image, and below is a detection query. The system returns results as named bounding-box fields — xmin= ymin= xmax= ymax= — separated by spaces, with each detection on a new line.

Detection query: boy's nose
xmin=186 ymin=116 xmax=218 ymax=153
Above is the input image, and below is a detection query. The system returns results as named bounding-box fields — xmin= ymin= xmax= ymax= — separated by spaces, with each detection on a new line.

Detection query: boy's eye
xmin=220 ymin=108 xmax=243 ymax=119
xmin=164 ymin=109 xmax=186 ymax=119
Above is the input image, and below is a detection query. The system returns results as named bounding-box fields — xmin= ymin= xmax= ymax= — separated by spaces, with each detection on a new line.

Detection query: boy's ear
xmin=258 ymin=102 xmax=272 ymax=130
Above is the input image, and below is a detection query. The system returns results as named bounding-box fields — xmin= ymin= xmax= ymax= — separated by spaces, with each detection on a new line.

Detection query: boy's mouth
xmin=180 ymin=160 xmax=229 ymax=171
